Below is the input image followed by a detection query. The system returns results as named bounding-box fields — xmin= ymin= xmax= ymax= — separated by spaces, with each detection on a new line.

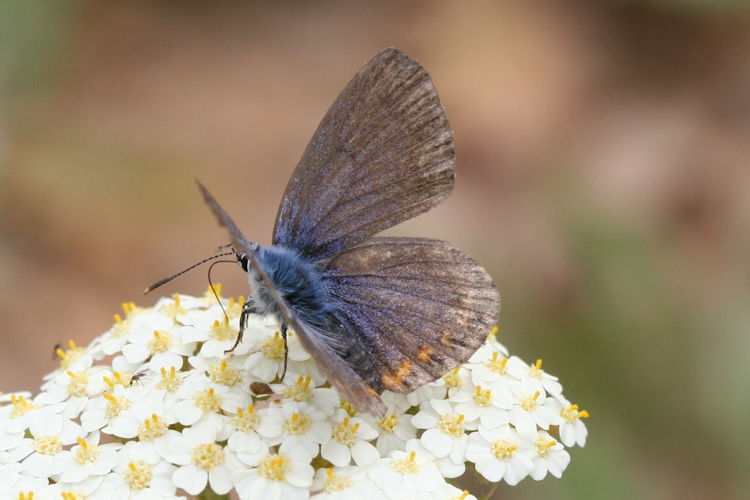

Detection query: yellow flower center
xmin=160 ymin=293 xmax=186 ymax=318
xmin=138 ymin=414 xmax=168 ymax=440
xmin=340 ymin=399 xmax=357 ymax=417
xmin=110 ymin=313 xmax=129 ymax=338
xmin=323 ymin=468 xmax=353 ymax=492
xmin=520 ymin=391 xmax=541 ymax=412
xmin=66 ymin=371 xmax=89 ymax=397
xmin=473 ymin=385 xmax=492 ymax=407
xmin=377 ymin=413 xmax=397 ymax=433
xmin=491 ymin=439 xmax=517 ymax=460
xmin=437 ymin=413 xmax=465 ymax=438
xmin=208 ymin=360 xmax=241 ymax=386
xmin=10 ymin=394 xmax=37 ymax=418
xmin=156 ymin=366 xmax=182 ymax=392
xmin=487 ymin=351 xmax=508 ymax=374
xmin=443 ymin=367 xmax=462 ymax=387
xmin=258 ymin=453 xmax=290 ymax=481
xmin=528 ymin=359 xmax=544 ymax=379
xmin=124 ymin=460 xmax=153 ymax=490
xmin=74 ymin=437 xmax=100 ymax=465
xmin=390 ymin=451 xmax=420 ymax=474
xmin=261 ymin=332 xmax=286 ymax=361
xmin=33 ymin=435 xmax=62 ymax=455
xmin=284 ymin=413 xmax=312 ymax=435
xmin=534 ymin=435 xmax=556 ymax=458
xmin=561 ymin=404 xmax=590 ymax=422
xmin=332 ymin=417 xmax=360 ymax=446
xmin=194 ymin=388 xmax=221 ymax=413
xmin=56 ymin=340 xmax=84 ymax=369
xmin=191 ymin=442 xmax=225 ymax=470
xmin=283 ymin=376 xmax=312 ymax=402
xmin=147 ymin=330 xmax=172 ymax=354
xmin=103 ymin=371 xmax=131 ymax=390
xmin=103 ymin=393 xmax=131 ymax=419
xmin=232 ymin=405 xmax=260 ymax=432
xmin=210 ymin=318 xmax=236 ymax=341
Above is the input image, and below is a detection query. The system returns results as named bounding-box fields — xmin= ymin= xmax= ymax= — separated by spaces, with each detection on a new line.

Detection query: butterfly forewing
xmin=322 ymin=237 xmax=500 ymax=393
xmin=273 ymin=48 xmax=454 ymax=261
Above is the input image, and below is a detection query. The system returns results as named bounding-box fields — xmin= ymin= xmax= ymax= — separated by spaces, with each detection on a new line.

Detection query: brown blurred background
xmin=1 ymin=1 xmax=749 ymax=498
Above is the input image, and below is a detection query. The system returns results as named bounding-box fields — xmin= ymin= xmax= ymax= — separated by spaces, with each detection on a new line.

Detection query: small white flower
xmin=465 ymin=424 xmax=534 ymax=485
xmin=411 ymin=399 xmax=469 ymax=465
xmin=227 ymin=426 xmax=269 ymax=468
xmin=468 ymin=350 xmax=523 ymax=390
xmin=162 ymin=425 xmax=240 ymax=495
xmin=311 ymin=466 xmax=377 ymax=499
xmin=106 ymin=440 xmax=179 ymax=498
xmin=545 ymin=396 xmax=589 ymax=447
xmin=18 ymin=414 xmax=83 ymax=478
xmin=508 ymin=379 xmax=555 ymax=438
xmin=518 ymin=358 xmax=563 ymax=396
xmin=233 ymin=451 xmax=314 ymax=500
xmin=53 ymin=431 xmax=121 ymax=483
xmin=368 ymin=449 xmax=447 ymax=499
xmin=530 ymin=430 xmax=570 ymax=480
xmin=271 ymin=371 xmax=340 ymax=417
xmin=449 ymin=381 xmax=513 ymax=429
xmin=171 ymin=374 xmax=249 ymax=435
xmin=80 ymin=384 xmax=167 ymax=437
xmin=320 ymin=410 xmax=379 ymax=467
xmin=122 ymin=323 xmax=196 ymax=372
xmin=264 ymin=401 xmax=332 ymax=461
xmin=364 ymin=392 xmax=417 ymax=457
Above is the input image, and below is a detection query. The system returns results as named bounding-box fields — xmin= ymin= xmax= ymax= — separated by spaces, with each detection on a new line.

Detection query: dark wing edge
xmin=323 ymin=236 xmax=500 ymax=394
xmin=273 ymin=48 xmax=455 ymax=261
xmin=196 ymin=180 xmax=256 ymax=255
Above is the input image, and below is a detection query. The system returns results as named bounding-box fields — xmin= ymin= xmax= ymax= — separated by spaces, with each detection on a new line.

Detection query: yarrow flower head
xmin=0 ymin=291 xmax=588 ymax=498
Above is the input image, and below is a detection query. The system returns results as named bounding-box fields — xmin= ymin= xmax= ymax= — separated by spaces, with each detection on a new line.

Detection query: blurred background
xmin=1 ymin=1 xmax=749 ymax=498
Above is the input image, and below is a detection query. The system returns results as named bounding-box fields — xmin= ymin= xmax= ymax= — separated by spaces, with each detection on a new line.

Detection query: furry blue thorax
xmin=250 ymin=245 xmax=335 ymax=328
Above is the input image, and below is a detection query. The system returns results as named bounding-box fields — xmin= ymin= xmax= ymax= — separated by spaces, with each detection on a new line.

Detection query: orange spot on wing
xmin=417 ymin=345 xmax=434 ymax=363
xmin=381 ymin=360 xmax=413 ymax=390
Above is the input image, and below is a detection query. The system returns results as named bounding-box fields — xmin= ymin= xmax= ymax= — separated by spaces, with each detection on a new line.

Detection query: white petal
xmin=351 ymin=441 xmax=379 ymax=467
xmin=421 ymin=428 xmax=452 ymax=457
xmin=172 ymin=465 xmax=208 ymax=495
xmin=208 ymin=465 xmax=233 ymax=494
xmin=321 ymin=441 xmax=351 ymax=466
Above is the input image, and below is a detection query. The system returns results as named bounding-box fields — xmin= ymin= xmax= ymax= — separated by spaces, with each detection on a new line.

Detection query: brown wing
xmin=322 ymin=237 xmax=500 ymax=393
xmin=273 ymin=48 xmax=454 ymax=261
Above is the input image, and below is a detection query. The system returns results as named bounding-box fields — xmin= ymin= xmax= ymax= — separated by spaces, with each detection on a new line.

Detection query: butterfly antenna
xmin=143 ymin=252 xmax=237 ymax=294
xmin=206 ymin=258 xmax=239 ymax=322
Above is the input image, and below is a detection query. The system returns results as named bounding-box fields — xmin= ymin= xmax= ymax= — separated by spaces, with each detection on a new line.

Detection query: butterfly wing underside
xmin=273 ymin=48 xmax=454 ymax=261
xmin=198 ymin=181 xmax=387 ymax=415
xmin=323 ymin=237 xmax=499 ymax=394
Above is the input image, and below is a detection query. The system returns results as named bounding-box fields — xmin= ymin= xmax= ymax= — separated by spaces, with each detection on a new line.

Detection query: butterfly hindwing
xmin=273 ymin=48 xmax=454 ymax=261
xmin=322 ymin=237 xmax=500 ymax=393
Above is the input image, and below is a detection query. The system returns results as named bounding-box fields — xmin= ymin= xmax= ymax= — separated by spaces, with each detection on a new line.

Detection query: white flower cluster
xmin=0 ymin=290 xmax=588 ymax=499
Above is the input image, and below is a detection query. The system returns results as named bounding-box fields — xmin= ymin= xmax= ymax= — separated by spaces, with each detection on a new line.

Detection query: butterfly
xmin=176 ymin=48 xmax=499 ymax=416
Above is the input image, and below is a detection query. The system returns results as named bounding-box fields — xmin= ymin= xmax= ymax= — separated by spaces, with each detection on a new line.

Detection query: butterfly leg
xmin=225 ymin=298 xmax=257 ymax=354
xmin=280 ymin=322 xmax=289 ymax=380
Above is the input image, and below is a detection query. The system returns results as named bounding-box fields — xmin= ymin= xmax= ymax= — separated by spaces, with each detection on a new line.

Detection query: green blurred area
xmin=2 ymin=1 xmax=749 ymax=499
